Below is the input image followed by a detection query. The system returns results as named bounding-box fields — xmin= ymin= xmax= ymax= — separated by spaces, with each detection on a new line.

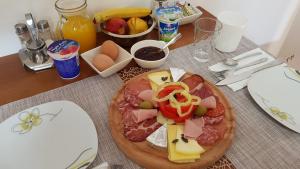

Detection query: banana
xmin=94 ymin=7 xmax=151 ymax=23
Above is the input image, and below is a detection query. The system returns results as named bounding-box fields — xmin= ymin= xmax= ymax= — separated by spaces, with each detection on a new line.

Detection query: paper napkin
xmin=209 ymin=48 xmax=275 ymax=91
xmin=92 ymin=162 xmax=109 ymax=169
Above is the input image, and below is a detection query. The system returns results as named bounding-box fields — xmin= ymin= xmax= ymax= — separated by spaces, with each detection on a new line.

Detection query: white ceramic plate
xmin=81 ymin=44 xmax=133 ymax=78
xmin=248 ymin=65 xmax=300 ymax=133
xmin=0 ymin=101 xmax=98 ymax=169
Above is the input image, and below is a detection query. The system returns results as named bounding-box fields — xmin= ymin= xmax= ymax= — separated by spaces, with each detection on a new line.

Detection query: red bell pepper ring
xmin=157 ymin=84 xmax=196 ymax=123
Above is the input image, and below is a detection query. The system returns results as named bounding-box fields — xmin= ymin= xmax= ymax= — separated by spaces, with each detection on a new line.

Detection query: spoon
xmin=162 ymin=33 xmax=182 ymax=50
xmin=223 ymin=51 xmax=263 ymax=66
xmin=148 ymin=33 xmax=182 ymax=55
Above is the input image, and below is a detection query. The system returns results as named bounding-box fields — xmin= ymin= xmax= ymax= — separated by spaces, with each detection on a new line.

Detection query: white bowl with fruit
xmin=94 ymin=7 xmax=156 ymax=47
xmin=131 ymin=40 xmax=169 ymax=69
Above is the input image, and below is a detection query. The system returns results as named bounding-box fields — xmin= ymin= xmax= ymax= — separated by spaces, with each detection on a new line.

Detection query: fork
xmin=213 ymin=57 xmax=268 ymax=79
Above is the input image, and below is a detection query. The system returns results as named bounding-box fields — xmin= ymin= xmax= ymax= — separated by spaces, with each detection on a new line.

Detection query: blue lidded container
xmin=47 ymin=40 xmax=80 ymax=79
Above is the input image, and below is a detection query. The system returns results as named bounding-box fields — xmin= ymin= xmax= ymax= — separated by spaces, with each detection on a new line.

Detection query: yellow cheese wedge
xmin=167 ymin=125 xmax=200 ymax=163
xmin=175 ymin=126 xmax=205 ymax=155
xmin=148 ymin=71 xmax=171 ymax=89
xmin=150 ymin=80 xmax=159 ymax=91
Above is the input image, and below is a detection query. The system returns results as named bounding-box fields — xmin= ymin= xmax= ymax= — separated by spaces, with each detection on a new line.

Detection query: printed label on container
xmin=47 ymin=40 xmax=79 ymax=60
xmin=156 ymin=6 xmax=181 ymax=42
xmin=158 ymin=20 xmax=179 ymax=42
xmin=47 ymin=39 xmax=80 ymax=79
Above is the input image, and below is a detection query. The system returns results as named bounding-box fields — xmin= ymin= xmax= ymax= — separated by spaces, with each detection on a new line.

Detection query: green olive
xmin=193 ymin=105 xmax=207 ymax=117
xmin=139 ymin=101 xmax=154 ymax=109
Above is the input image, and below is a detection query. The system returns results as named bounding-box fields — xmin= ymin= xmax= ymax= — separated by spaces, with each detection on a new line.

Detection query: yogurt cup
xmin=47 ymin=40 xmax=80 ymax=79
xmin=156 ymin=6 xmax=181 ymax=42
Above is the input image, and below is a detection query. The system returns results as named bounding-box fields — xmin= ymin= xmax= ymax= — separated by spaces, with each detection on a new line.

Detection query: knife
xmin=216 ymin=59 xmax=283 ymax=86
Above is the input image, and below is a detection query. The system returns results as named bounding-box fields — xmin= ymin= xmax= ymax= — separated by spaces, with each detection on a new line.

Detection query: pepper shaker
xmin=15 ymin=23 xmax=31 ymax=48
xmin=37 ymin=20 xmax=53 ymax=45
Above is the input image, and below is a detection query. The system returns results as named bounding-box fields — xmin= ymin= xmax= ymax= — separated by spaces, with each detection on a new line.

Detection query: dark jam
xmin=134 ymin=46 xmax=165 ymax=61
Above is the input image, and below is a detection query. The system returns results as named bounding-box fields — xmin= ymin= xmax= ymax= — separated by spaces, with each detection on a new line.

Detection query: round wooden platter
xmin=108 ymin=71 xmax=236 ymax=169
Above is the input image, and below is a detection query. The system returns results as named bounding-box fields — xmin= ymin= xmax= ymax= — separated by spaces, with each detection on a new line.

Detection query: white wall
xmin=192 ymin=0 xmax=299 ymax=56
xmin=0 ymin=0 xmax=152 ymax=56
xmin=0 ymin=0 xmax=298 ymax=57
xmin=279 ymin=5 xmax=300 ymax=68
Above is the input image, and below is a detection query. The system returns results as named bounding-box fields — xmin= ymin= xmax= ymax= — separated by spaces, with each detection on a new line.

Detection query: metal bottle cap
xmin=15 ymin=23 xmax=28 ymax=35
xmin=37 ymin=20 xmax=50 ymax=31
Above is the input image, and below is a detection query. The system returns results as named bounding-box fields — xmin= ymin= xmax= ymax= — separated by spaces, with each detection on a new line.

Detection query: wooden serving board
xmin=109 ymin=71 xmax=235 ymax=169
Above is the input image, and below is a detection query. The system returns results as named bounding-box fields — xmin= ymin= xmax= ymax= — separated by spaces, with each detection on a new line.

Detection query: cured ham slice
xmin=183 ymin=118 xmax=204 ymax=138
xmin=192 ymin=84 xmax=214 ymax=99
xmin=124 ymin=118 xmax=162 ymax=142
xmin=201 ymin=96 xmax=216 ymax=109
xmin=132 ymin=109 xmax=158 ymax=123
xmin=138 ymin=89 xmax=153 ymax=101
xmin=124 ymin=78 xmax=152 ymax=107
xmin=138 ymin=89 xmax=158 ymax=107
xmin=119 ymin=101 xmax=161 ymax=142
xmin=181 ymin=74 xmax=204 ymax=91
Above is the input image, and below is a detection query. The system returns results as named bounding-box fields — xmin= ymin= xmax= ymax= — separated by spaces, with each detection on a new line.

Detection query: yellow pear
xmin=127 ymin=17 xmax=148 ymax=35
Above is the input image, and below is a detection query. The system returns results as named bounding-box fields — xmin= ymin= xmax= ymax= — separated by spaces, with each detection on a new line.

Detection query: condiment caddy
xmin=16 ymin=13 xmax=54 ymax=71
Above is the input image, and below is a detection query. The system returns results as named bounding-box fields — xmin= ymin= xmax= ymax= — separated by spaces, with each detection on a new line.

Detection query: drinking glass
xmin=193 ymin=17 xmax=222 ymax=62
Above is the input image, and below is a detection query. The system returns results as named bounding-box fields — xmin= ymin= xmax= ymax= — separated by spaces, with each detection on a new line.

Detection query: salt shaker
xmin=15 ymin=23 xmax=31 ymax=48
xmin=37 ymin=20 xmax=53 ymax=44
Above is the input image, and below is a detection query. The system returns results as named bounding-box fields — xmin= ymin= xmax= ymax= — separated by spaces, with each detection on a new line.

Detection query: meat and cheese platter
xmin=109 ymin=68 xmax=235 ymax=169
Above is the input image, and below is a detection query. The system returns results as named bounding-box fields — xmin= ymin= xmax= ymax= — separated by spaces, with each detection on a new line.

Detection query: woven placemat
xmin=1 ymin=38 xmax=300 ymax=169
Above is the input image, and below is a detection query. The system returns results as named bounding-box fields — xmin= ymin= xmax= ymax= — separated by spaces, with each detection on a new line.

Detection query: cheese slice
xmin=146 ymin=124 xmax=167 ymax=148
xmin=175 ymin=126 xmax=205 ymax=155
xmin=167 ymin=125 xmax=200 ymax=163
xmin=170 ymin=67 xmax=186 ymax=82
xmin=157 ymin=112 xmax=175 ymax=125
xmin=149 ymin=80 xmax=159 ymax=91
xmin=148 ymin=71 xmax=171 ymax=88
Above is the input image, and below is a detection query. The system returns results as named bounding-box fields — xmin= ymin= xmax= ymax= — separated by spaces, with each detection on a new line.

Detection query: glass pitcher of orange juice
xmin=55 ymin=0 xmax=96 ymax=53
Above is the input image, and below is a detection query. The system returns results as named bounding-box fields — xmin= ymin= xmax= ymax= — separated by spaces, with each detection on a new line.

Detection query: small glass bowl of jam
xmin=131 ymin=40 xmax=169 ymax=69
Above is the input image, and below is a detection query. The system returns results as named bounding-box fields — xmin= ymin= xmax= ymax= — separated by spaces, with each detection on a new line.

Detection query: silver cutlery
xmin=216 ymin=59 xmax=283 ymax=86
xmin=214 ymin=57 xmax=268 ymax=79
xmin=222 ymin=51 xmax=263 ymax=66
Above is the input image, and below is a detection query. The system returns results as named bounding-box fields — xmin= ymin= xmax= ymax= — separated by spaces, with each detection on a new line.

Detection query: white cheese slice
xmin=170 ymin=67 xmax=186 ymax=82
xmin=146 ymin=124 xmax=167 ymax=148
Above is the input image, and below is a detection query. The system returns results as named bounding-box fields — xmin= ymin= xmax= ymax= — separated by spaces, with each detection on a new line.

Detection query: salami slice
xmin=181 ymin=74 xmax=204 ymax=91
xmin=205 ymin=102 xmax=225 ymax=117
xmin=203 ymin=115 xmax=224 ymax=125
xmin=196 ymin=125 xmax=220 ymax=146
xmin=118 ymin=101 xmax=137 ymax=127
xmin=124 ymin=117 xmax=162 ymax=142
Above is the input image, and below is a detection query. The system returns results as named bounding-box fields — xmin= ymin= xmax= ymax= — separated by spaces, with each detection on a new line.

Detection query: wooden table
xmin=0 ymin=7 xmax=213 ymax=106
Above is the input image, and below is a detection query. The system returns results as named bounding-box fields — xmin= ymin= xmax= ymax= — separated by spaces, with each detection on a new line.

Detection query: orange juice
xmin=62 ymin=15 xmax=96 ymax=53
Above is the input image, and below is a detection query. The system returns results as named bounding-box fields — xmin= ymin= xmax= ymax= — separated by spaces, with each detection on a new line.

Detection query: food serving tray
xmin=108 ymin=70 xmax=235 ymax=169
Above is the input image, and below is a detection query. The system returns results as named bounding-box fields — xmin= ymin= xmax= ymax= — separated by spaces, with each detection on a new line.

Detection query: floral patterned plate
xmin=0 ymin=101 xmax=98 ymax=169
xmin=248 ymin=65 xmax=300 ymax=133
